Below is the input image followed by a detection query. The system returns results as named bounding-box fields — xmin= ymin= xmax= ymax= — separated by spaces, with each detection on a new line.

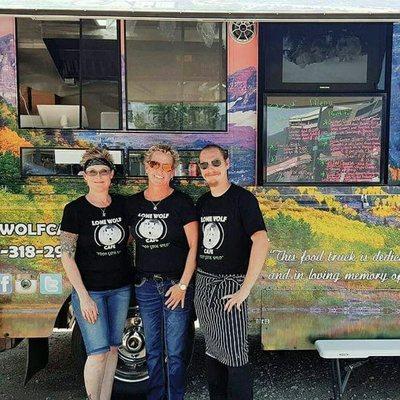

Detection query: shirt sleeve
xmin=239 ymin=190 xmax=266 ymax=238
xmin=60 ymin=202 xmax=80 ymax=234
xmin=179 ymin=193 xmax=198 ymax=226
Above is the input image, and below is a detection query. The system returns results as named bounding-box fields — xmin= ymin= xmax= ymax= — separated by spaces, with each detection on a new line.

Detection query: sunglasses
xmin=148 ymin=160 xmax=173 ymax=172
xmin=198 ymin=159 xmax=223 ymax=170
xmin=85 ymin=168 xmax=111 ymax=177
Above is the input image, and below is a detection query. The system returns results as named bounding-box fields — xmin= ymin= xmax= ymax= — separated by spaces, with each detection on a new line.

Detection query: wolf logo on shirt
xmin=98 ymin=224 xmax=123 ymax=245
xmin=135 ymin=218 xmax=167 ymax=242
xmin=94 ymin=223 xmax=125 ymax=250
xmin=203 ymin=222 xmax=224 ymax=251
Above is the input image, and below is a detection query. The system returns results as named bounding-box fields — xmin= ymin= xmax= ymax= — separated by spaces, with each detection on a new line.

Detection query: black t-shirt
xmin=196 ymin=184 xmax=266 ymax=275
xmin=60 ymin=195 xmax=131 ymax=291
xmin=126 ymin=190 xmax=197 ymax=276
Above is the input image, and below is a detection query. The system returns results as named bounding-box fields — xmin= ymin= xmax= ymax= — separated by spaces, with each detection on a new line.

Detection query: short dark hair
xmin=200 ymin=144 xmax=228 ymax=160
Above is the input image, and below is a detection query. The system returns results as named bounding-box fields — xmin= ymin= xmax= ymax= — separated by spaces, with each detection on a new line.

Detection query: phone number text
xmin=0 ymin=245 xmax=61 ymax=259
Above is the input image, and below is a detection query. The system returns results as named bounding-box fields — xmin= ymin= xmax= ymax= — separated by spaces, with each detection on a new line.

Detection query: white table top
xmin=315 ymin=339 xmax=400 ymax=359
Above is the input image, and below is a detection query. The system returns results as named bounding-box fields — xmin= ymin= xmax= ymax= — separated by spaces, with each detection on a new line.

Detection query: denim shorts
xmin=71 ymin=284 xmax=132 ymax=356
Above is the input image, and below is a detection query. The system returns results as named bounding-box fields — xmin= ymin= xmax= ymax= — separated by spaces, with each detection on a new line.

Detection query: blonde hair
xmin=80 ymin=147 xmax=114 ymax=167
xmin=144 ymin=144 xmax=180 ymax=168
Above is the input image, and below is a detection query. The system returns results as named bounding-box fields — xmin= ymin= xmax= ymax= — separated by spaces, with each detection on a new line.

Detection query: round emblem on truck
xmin=230 ymin=22 xmax=256 ymax=43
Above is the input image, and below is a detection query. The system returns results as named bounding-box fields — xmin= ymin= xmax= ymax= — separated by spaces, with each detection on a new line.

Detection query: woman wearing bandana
xmin=60 ymin=148 xmax=132 ymax=400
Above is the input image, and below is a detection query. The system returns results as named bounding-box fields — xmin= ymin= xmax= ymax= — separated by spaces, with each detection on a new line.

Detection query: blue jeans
xmin=71 ymin=284 xmax=132 ymax=355
xmin=135 ymin=277 xmax=194 ymax=400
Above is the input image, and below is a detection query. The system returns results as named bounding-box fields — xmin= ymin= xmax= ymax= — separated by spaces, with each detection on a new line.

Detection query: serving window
xmin=21 ymin=148 xmax=124 ymax=177
xmin=125 ymin=21 xmax=227 ymax=131
xmin=17 ymin=18 xmax=121 ymax=130
xmin=263 ymin=95 xmax=385 ymax=184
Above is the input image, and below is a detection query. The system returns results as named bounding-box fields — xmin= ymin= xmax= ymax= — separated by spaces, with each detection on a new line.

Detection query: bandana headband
xmin=83 ymin=158 xmax=114 ymax=172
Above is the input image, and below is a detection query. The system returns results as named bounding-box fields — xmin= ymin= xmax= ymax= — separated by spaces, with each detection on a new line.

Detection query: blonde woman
xmin=126 ymin=144 xmax=198 ymax=400
xmin=60 ymin=148 xmax=132 ymax=400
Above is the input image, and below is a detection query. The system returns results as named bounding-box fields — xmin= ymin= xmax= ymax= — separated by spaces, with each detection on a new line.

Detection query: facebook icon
xmin=0 ymin=274 xmax=13 ymax=294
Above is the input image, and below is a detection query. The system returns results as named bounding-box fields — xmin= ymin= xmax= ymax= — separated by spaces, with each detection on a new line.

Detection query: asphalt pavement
xmin=0 ymin=331 xmax=400 ymax=399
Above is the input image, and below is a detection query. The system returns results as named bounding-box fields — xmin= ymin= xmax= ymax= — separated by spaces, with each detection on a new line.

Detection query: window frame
xmin=123 ymin=20 xmax=229 ymax=133
xmin=16 ymin=18 xmax=123 ymax=131
xmin=257 ymin=22 xmax=394 ymax=187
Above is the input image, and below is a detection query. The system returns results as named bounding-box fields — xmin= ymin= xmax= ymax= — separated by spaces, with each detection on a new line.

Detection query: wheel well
xmin=54 ymin=295 xmax=73 ymax=329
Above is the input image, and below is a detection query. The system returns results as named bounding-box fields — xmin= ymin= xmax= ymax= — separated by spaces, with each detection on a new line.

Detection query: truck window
xmin=16 ymin=18 xmax=121 ymax=130
xmin=125 ymin=21 xmax=227 ymax=132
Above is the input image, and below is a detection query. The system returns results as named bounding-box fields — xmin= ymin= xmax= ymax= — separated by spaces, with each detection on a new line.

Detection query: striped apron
xmin=194 ymin=269 xmax=249 ymax=367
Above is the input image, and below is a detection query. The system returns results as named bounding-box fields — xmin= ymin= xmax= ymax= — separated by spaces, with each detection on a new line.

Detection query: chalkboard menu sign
xmin=264 ymin=95 xmax=384 ymax=184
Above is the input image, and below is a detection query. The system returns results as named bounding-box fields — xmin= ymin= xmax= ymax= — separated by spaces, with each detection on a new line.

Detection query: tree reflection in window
xmin=126 ymin=21 xmax=227 ymax=131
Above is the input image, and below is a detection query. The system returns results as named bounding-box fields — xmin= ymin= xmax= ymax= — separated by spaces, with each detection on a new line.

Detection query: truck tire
xmin=113 ymin=309 xmax=196 ymax=396
xmin=71 ymin=321 xmax=86 ymax=371
xmin=71 ymin=306 xmax=195 ymax=396
xmin=71 ymin=306 xmax=148 ymax=395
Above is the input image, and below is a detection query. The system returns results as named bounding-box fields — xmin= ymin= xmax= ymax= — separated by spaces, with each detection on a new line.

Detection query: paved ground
xmin=0 ymin=330 xmax=400 ymax=399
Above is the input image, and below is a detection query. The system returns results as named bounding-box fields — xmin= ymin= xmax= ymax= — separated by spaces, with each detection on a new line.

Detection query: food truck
xmin=0 ymin=0 xmax=400 ymax=395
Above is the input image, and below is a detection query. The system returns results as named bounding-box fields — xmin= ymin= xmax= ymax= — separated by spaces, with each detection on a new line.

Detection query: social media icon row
xmin=0 ymin=273 xmax=63 ymax=295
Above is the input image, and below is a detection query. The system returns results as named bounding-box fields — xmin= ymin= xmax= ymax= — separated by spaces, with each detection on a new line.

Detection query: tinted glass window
xmin=125 ymin=21 xmax=227 ymax=131
xmin=17 ymin=18 xmax=121 ymax=130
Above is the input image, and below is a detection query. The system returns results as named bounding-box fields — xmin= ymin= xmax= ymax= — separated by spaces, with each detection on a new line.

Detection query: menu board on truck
xmin=264 ymin=95 xmax=384 ymax=184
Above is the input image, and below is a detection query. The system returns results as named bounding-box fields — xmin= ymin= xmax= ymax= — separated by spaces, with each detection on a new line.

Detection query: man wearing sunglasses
xmin=194 ymin=144 xmax=270 ymax=400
